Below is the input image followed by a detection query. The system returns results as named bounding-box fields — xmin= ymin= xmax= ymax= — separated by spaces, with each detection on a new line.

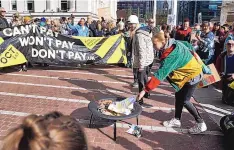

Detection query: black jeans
xmin=133 ymin=68 xmax=138 ymax=83
xmin=137 ymin=66 xmax=150 ymax=93
xmin=148 ymin=62 xmax=153 ymax=74
xmin=175 ymin=83 xmax=204 ymax=123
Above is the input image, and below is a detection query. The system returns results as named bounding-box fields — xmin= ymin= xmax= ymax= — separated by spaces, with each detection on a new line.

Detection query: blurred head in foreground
xmin=2 ymin=111 xmax=88 ymax=150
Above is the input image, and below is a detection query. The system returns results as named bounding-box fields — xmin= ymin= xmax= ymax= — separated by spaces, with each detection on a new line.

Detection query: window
xmin=11 ymin=0 xmax=17 ymax=10
xmin=27 ymin=0 xmax=34 ymax=12
xmin=61 ymin=0 xmax=69 ymax=12
xmin=209 ymin=5 xmax=217 ymax=10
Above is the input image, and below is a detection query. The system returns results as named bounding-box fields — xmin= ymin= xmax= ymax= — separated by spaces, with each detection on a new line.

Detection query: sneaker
xmin=163 ymin=118 xmax=181 ymax=128
xmin=131 ymin=82 xmax=138 ymax=87
xmin=188 ymin=122 xmax=207 ymax=134
xmin=22 ymin=65 xmax=27 ymax=72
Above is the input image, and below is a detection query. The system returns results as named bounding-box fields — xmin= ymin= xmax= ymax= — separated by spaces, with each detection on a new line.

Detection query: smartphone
xmin=196 ymin=30 xmax=201 ymax=36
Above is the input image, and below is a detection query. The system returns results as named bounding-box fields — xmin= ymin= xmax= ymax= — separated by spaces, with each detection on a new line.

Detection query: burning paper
xmin=108 ymin=96 xmax=136 ymax=115
xmin=97 ymin=96 xmax=137 ymax=116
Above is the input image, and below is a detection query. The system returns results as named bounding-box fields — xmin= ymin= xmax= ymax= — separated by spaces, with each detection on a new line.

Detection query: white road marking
xmin=0 ymin=91 xmax=89 ymax=103
xmin=213 ymin=88 xmax=222 ymax=93
xmin=0 ymin=80 xmax=125 ymax=94
xmin=1 ymin=73 xmax=128 ymax=85
xmin=1 ymin=73 xmax=171 ymax=88
xmin=0 ymin=109 xmax=223 ymax=136
xmin=0 ymin=91 xmax=174 ymax=111
xmin=0 ymin=91 xmax=228 ymax=118
xmin=46 ymin=70 xmax=133 ymax=78
xmin=200 ymin=103 xmax=232 ymax=115
xmin=0 ymin=110 xmax=30 ymax=116
xmin=0 ymin=80 xmax=174 ymax=97
xmin=48 ymin=65 xmax=127 ymax=72
xmin=79 ymin=119 xmax=223 ymax=136
xmin=202 ymin=109 xmax=226 ymax=117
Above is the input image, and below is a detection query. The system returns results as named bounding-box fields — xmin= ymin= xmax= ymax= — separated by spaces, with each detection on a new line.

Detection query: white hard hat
xmin=128 ymin=15 xmax=139 ymax=24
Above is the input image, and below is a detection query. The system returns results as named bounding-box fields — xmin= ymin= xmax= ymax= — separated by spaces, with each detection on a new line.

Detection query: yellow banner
xmin=107 ymin=38 xmax=127 ymax=64
xmin=73 ymin=36 xmax=104 ymax=50
xmin=0 ymin=45 xmax=27 ymax=68
xmin=95 ymin=34 xmax=121 ymax=58
xmin=0 ymin=37 xmax=4 ymax=45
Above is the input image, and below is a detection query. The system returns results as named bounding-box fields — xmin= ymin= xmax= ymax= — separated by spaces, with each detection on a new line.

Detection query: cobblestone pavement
xmin=0 ymin=64 xmax=225 ymax=150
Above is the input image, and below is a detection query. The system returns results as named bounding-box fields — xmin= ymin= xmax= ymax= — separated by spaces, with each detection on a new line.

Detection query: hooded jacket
xmin=145 ymin=40 xmax=203 ymax=92
xmin=132 ymin=27 xmax=154 ymax=69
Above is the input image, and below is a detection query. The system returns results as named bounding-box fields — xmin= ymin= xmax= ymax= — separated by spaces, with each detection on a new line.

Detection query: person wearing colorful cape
xmin=137 ymin=32 xmax=207 ymax=134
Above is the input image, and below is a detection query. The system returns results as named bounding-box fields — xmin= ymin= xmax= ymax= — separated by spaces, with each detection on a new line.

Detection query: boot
xmin=144 ymin=92 xmax=150 ymax=98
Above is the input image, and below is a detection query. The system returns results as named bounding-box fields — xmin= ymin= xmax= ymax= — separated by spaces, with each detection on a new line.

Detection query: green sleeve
xmin=153 ymin=51 xmax=180 ymax=81
xmin=179 ymin=41 xmax=195 ymax=51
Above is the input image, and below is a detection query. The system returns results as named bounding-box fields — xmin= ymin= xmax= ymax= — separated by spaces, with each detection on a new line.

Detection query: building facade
xmin=0 ymin=0 xmax=117 ymax=21
xmin=177 ymin=0 xmax=222 ymax=25
xmin=220 ymin=0 xmax=234 ymax=25
xmin=117 ymin=0 xmax=154 ymax=21
xmin=117 ymin=0 xmax=177 ymax=25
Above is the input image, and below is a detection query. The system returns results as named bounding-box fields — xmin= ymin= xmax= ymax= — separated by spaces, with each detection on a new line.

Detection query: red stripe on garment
xmin=160 ymin=44 xmax=176 ymax=60
xmin=144 ymin=76 xmax=161 ymax=92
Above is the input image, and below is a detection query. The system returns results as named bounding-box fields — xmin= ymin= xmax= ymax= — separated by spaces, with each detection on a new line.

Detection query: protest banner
xmin=0 ymin=25 xmax=127 ymax=68
xmin=197 ymin=64 xmax=221 ymax=88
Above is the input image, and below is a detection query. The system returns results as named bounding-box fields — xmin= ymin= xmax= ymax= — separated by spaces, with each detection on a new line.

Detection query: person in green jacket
xmin=137 ymin=32 xmax=207 ymax=134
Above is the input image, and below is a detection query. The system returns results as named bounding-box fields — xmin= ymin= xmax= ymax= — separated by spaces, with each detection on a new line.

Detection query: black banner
xmin=0 ymin=25 xmax=127 ymax=68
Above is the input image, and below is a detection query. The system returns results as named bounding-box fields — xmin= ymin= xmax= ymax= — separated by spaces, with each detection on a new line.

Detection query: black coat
xmin=85 ymin=22 xmax=96 ymax=37
xmin=0 ymin=17 xmax=9 ymax=31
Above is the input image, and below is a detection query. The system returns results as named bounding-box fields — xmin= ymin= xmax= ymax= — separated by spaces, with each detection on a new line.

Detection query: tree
xmin=137 ymin=7 xmax=140 ymax=18
xmin=127 ymin=6 xmax=132 ymax=17
xmin=144 ymin=12 xmax=153 ymax=20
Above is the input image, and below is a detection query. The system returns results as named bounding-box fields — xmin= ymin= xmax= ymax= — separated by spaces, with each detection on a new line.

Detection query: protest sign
xmin=197 ymin=64 xmax=221 ymax=88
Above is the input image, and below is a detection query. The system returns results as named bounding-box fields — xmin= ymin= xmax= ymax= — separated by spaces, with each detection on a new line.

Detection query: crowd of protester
xmin=1 ymin=6 xmax=234 ymax=149
xmin=0 ymin=7 xmax=125 ymax=37
xmin=160 ymin=18 xmax=234 ymax=104
xmin=123 ymin=14 xmax=234 ymax=105
xmin=1 ymin=6 xmax=234 ymax=103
